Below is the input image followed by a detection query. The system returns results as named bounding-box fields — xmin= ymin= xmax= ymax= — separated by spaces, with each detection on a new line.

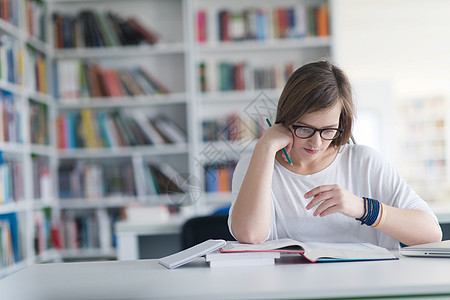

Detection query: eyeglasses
xmin=291 ymin=125 xmax=343 ymax=140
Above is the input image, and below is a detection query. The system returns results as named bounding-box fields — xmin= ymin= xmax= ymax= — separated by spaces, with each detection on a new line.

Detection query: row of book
xmin=0 ymin=90 xmax=21 ymax=144
xmin=34 ymin=208 xmax=62 ymax=255
xmin=204 ymin=162 xmax=237 ymax=193
xmin=57 ymin=110 xmax=186 ymax=149
xmin=0 ymin=212 xmax=22 ymax=268
xmin=57 ymin=60 xmax=170 ymax=99
xmin=29 ymin=100 xmax=48 ymax=145
xmin=200 ymin=61 xmax=294 ymax=92
xmin=0 ymin=35 xmax=22 ymax=86
xmin=139 ymin=162 xmax=185 ymax=197
xmin=53 ymin=10 xmax=159 ymax=49
xmin=58 ymin=161 xmax=136 ymax=199
xmin=25 ymin=0 xmax=46 ymax=42
xmin=0 ymin=34 xmax=49 ymax=94
xmin=60 ymin=208 xmax=119 ymax=251
xmin=0 ymin=0 xmax=19 ymax=27
xmin=31 ymin=155 xmax=51 ymax=200
xmin=0 ymin=153 xmax=23 ymax=205
xmin=27 ymin=47 xmax=48 ymax=94
xmin=197 ymin=4 xmax=329 ymax=42
xmin=202 ymin=113 xmax=265 ymax=142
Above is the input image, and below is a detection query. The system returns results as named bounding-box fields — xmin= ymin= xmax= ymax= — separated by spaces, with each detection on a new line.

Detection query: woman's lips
xmin=304 ymin=148 xmax=319 ymax=154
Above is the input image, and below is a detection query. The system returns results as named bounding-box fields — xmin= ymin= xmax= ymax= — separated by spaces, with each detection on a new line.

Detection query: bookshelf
xmin=192 ymin=0 xmax=333 ymax=206
xmin=396 ymin=95 xmax=450 ymax=204
xmin=0 ymin=0 xmax=61 ymax=278
xmin=0 ymin=0 xmax=334 ymax=271
xmin=46 ymin=0 xmax=193 ymax=261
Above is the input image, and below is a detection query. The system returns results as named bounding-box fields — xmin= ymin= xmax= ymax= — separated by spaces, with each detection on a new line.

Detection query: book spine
xmin=196 ymin=10 xmax=207 ymax=43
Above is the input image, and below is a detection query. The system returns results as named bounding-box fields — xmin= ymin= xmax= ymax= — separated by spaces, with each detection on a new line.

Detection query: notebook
xmin=400 ymin=240 xmax=450 ymax=258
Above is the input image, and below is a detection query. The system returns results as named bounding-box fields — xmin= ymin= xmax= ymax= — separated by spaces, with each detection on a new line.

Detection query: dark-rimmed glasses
xmin=291 ymin=125 xmax=343 ymax=140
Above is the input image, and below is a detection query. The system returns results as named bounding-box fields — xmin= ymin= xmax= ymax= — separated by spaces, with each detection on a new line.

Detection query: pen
xmin=265 ymin=118 xmax=293 ymax=167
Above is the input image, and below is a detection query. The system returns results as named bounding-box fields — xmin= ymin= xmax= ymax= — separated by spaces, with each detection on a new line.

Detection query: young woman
xmin=228 ymin=60 xmax=442 ymax=249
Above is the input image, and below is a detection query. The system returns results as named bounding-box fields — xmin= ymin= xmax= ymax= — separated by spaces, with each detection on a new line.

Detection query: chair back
xmin=181 ymin=214 xmax=235 ymax=249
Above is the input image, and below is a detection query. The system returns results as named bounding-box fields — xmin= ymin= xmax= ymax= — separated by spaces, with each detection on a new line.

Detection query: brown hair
xmin=275 ymin=60 xmax=354 ymax=147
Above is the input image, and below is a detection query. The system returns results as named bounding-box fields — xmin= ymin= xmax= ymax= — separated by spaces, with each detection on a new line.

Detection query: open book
xmin=220 ymin=238 xmax=397 ymax=263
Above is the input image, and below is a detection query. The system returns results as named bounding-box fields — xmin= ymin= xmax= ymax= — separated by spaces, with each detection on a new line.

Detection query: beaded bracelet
xmin=355 ymin=197 xmax=380 ymax=226
xmin=372 ymin=203 xmax=386 ymax=229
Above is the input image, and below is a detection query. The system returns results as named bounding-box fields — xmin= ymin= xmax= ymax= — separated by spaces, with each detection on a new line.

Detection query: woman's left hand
xmin=304 ymin=185 xmax=365 ymax=219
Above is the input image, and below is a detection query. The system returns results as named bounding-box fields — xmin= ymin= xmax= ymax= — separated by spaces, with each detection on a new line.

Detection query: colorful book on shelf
xmin=316 ymin=3 xmax=329 ymax=37
xmin=62 ymin=210 xmax=106 ymax=250
xmin=0 ymin=212 xmax=20 ymax=265
xmin=80 ymin=108 xmax=101 ymax=148
xmin=127 ymin=17 xmax=159 ymax=45
xmin=53 ymin=10 xmax=160 ymax=49
xmin=148 ymin=164 xmax=184 ymax=195
xmin=221 ymin=238 xmax=397 ymax=263
xmin=196 ymin=10 xmax=207 ymax=43
xmin=131 ymin=111 xmax=165 ymax=145
xmin=151 ymin=116 xmax=186 ymax=144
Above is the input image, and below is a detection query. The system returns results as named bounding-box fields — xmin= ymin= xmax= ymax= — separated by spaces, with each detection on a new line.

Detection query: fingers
xmin=304 ymin=185 xmax=333 ymax=199
xmin=305 ymin=185 xmax=335 ymax=210
xmin=305 ymin=185 xmax=341 ymax=217
xmin=306 ymin=191 xmax=334 ymax=216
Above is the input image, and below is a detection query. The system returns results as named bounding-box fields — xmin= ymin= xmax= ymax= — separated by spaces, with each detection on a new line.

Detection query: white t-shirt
xmin=228 ymin=144 xmax=438 ymax=250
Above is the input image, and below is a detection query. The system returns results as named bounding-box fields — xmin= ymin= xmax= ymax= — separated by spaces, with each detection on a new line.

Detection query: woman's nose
xmin=309 ymin=131 xmax=322 ymax=147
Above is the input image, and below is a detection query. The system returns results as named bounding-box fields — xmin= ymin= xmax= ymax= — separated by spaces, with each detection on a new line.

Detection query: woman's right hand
xmin=258 ymin=123 xmax=294 ymax=161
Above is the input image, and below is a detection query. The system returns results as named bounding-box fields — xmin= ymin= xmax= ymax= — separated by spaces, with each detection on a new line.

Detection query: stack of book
xmin=205 ymin=250 xmax=280 ymax=268
xmin=159 ymin=238 xmax=398 ymax=269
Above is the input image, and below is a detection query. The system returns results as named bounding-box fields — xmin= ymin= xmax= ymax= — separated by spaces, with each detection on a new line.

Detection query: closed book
xmin=80 ymin=109 xmax=100 ymax=148
xmin=316 ymin=4 xmax=329 ymax=37
xmin=205 ymin=250 xmax=280 ymax=261
xmin=196 ymin=10 xmax=207 ymax=42
xmin=127 ymin=17 xmax=159 ymax=44
xmin=151 ymin=116 xmax=186 ymax=144
xmin=159 ymin=239 xmax=226 ymax=269
xmin=208 ymin=258 xmax=275 ymax=268
xmin=137 ymin=68 xmax=170 ymax=94
xmin=131 ymin=111 xmax=165 ymax=145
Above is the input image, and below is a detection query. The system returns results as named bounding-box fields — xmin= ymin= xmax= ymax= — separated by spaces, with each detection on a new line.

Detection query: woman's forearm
xmin=377 ymin=205 xmax=442 ymax=246
xmin=230 ymin=141 xmax=278 ymax=244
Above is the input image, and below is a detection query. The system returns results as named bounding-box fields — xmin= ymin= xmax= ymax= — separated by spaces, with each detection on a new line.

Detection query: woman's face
xmin=290 ymin=101 xmax=342 ymax=164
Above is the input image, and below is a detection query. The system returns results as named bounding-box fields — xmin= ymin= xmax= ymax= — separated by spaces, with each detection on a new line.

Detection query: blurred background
xmin=1 ymin=0 xmax=450 ymax=276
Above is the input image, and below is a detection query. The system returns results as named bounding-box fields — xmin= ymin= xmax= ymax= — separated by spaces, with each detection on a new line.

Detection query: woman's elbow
xmin=231 ymin=225 xmax=268 ymax=244
xmin=411 ymin=222 xmax=443 ymax=245
xmin=427 ymin=224 xmax=443 ymax=243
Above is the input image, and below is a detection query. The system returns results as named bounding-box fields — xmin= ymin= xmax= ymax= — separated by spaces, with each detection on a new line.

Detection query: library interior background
xmin=1 ymin=0 xmax=450 ymax=277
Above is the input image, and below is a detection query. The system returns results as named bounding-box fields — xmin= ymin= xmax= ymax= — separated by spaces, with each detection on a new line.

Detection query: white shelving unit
xmin=46 ymin=0 xmax=195 ymax=260
xmin=396 ymin=95 xmax=450 ymax=203
xmin=0 ymin=0 xmax=61 ymax=278
xmin=1 ymin=0 xmax=334 ymax=270
xmin=192 ymin=0 xmax=333 ymax=206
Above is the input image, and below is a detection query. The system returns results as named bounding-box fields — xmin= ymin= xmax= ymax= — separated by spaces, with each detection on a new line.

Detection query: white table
xmin=115 ymin=207 xmax=450 ymax=260
xmin=2 ymin=254 xmax=450 ymax=299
